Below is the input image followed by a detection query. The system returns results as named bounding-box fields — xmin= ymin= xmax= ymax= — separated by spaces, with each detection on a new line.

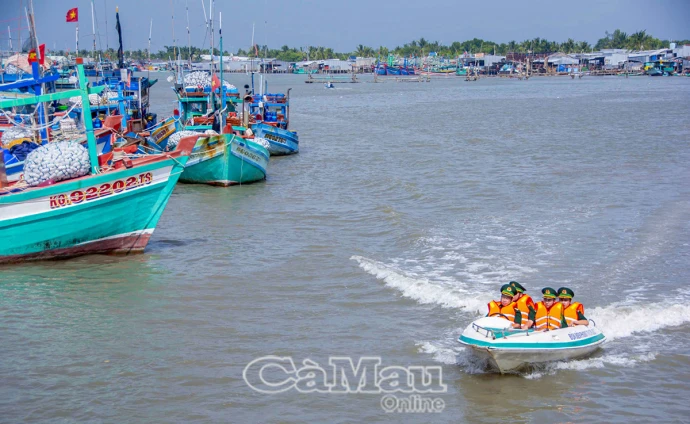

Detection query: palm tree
xmin=561 ymin=38 xmax=575 ymax=53
xmin=577 ymin=41 xmax=591 ymax=52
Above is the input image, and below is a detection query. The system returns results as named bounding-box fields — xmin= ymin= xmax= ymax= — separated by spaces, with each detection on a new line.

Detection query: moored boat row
xmin=0 ymin=4 xmax=303 ymax=263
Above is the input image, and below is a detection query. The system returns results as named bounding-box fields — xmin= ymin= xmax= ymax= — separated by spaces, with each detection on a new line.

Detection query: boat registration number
xmin=568 ymin=329 xmax=596 ymax=340
xmin=49 ymin=172 xmax=153 ymax=209
xmin=263 ymin=133 xmax=286 ymax=144
xmin=236 ymin=146 xmax=265 ymax=164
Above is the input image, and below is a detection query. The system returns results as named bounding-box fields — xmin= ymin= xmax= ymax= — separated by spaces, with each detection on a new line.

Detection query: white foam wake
xmin=352 ymin=256 xmax=690 ymax=343
xmin=523 ymin=353 xmax=657 ymax=379
xmin=592 ymin=302 xmax=690 ymax=341
xmin=351 ymin=255 xmax=487 ymax=313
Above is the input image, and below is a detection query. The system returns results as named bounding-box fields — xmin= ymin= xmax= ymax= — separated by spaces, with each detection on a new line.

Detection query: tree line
xmin=49 ymin=30 xmax=688 ymax=62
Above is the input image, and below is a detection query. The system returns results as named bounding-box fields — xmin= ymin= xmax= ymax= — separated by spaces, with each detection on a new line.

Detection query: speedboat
xmin=324 ymin=82 xmax=334 ymax=89
xmin=458 ymin=316 xmax=605 ymax=373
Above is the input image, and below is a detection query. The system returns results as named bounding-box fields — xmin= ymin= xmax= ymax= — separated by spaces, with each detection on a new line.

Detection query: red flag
xmin=211 ymin=73 xmax=221 ymax=90
xmin=254 ymin=44 xmax=258 ymax=56
xmin=66 ymin=8 xmax=78 ymax=22
xmin=27 ymin=44 xmax=46 ymax=66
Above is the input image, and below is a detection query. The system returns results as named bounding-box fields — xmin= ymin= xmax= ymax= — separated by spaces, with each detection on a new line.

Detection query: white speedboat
xmin=458 ymin=317 xmax=606 ymax=373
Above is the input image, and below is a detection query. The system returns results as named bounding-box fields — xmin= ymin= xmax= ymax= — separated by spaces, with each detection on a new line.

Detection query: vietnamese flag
xmin=27 ymin=44 xmax=46 ymax=65
xmin=66 ymin=8 xmax=78 ymax=22
xmin=211 ymin=73 xmax=221 ymax=90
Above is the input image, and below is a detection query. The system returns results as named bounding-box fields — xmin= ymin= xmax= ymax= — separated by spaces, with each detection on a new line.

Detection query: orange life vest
xmin=515 ymin=294 xmax=535 ymax=322
xmin=487 ymin=300 xmax=518 ymax=323
xmin=563 ymin=302 xmax=585 ymax=326
xmin=534 ymin=301 xmax=564 ymax=330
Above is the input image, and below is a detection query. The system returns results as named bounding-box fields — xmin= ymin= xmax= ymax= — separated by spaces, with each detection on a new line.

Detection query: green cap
xmin=541 ymin=287 xmax=557 ymax=299
xmin=557 ymin=287 xmax=574 ymax=299
xmin=501 ymin=284 xmax=515 ymax=297
xmin=510 ymin=281 xmax=526 ymax=293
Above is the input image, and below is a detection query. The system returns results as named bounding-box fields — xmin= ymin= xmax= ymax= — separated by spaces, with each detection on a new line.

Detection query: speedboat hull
xmin=458 ymin=317 xmax=605 ymax=373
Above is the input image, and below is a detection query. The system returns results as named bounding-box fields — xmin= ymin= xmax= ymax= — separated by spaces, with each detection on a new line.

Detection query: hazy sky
xmin=2 ymin=0 xmax=689 ymax=53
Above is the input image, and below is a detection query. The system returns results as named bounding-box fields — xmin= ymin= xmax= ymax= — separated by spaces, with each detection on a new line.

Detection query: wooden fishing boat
xmin=251 ymin=122 xmax=298 ymax=156
xmin=177 ymin=132 xmax=268 ymax=186
xmin=0 ymin=62 xmax=195 ymax=263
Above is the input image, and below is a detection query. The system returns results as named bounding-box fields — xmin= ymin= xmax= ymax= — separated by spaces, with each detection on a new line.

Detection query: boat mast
xmin=186 ymin=0 xmax=192 ymax=69
xmin=104 ymin=0 xmax=109 ymax=51
xmin=27 ymin=0 xmax=49 ymax=142
xmin=169 ymin=0 xmax=177 ymax=74
xmin=219 ymin=11 xmax=224 ymax=127
xmin=18 ymin=0 xmax=22 ymax=53
xmin=209 ymin=0 xmax=215 ymax=110
xmin=7 ymin=26 xmax=12 ymax=51
xmin=251 ymin=22 xmax=255 ymax=75
xmin=148 ymin=19 xmax=152 ymax=78
xmin=91 ymin=0 xmax=97 ymax=59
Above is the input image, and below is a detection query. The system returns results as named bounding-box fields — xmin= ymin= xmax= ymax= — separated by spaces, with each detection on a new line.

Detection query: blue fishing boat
xmin=251 ymin=122 xmax=299 ymax=156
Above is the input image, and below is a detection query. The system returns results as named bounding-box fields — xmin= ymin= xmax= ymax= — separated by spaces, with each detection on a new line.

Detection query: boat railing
xmin=471 ymin=322 xmax=533 ymax=340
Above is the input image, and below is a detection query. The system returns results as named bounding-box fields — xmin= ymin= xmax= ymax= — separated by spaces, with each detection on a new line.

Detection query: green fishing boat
xmin=0 ymin=63 xmax=195 ymax=263
xmin=177 ymin=133 xmax=269 ymax=186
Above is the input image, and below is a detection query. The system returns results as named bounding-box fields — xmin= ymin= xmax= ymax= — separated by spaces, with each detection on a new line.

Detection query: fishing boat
xmin=458 ymin=316 xmax=606 ymax=373
xmin=167 ymin=89 xmax=269 ymax=185
xmin=158 ymin=14 xmax=269 ymax=186
xmin=243 ymin=79 xmax=298 ymax=155
xmin=251 ymin=122 xmax=298 ymax=156
xmin=0 ymin=57 xmax=195 ymax=263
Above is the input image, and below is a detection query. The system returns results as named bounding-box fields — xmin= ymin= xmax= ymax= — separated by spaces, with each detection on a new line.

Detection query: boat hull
xmin=0 ymin=154 xmax=190 ymax=263
xmin=252 ymin=123 xmax=299 ymax=156
xmin=465 ymin=342 xmax=604 ymax=373
xmin=179 ymin=134 xmax=269 ymax=185
xmin=458 ymin=317 xmax=606 ymax=373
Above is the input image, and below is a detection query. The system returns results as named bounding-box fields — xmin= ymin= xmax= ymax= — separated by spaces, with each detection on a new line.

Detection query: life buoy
xmin=255 ymin=113 xmax=262 ymax=121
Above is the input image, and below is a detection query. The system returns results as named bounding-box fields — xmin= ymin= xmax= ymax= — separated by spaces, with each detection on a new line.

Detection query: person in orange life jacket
xmin=509 ymin=281 xmax=536 ymax=329
xmin=533 ymin=287 xmax=564 ymax=331
xmin=557 ymin=287 xmax=588 ymax=327
xmin=487 ymin=284 xmax=522 ymax=328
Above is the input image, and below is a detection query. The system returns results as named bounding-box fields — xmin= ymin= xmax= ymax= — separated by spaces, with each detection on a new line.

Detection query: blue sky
xmin=2 ymin=0 xmax=689 ymax=53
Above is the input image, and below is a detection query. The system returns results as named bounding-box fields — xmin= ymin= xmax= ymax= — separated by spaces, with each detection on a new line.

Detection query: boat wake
xmin=352 ymin=255 xmax=690 ymax=375
xmin=351 ymin=255 xmax=487 ymax=313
